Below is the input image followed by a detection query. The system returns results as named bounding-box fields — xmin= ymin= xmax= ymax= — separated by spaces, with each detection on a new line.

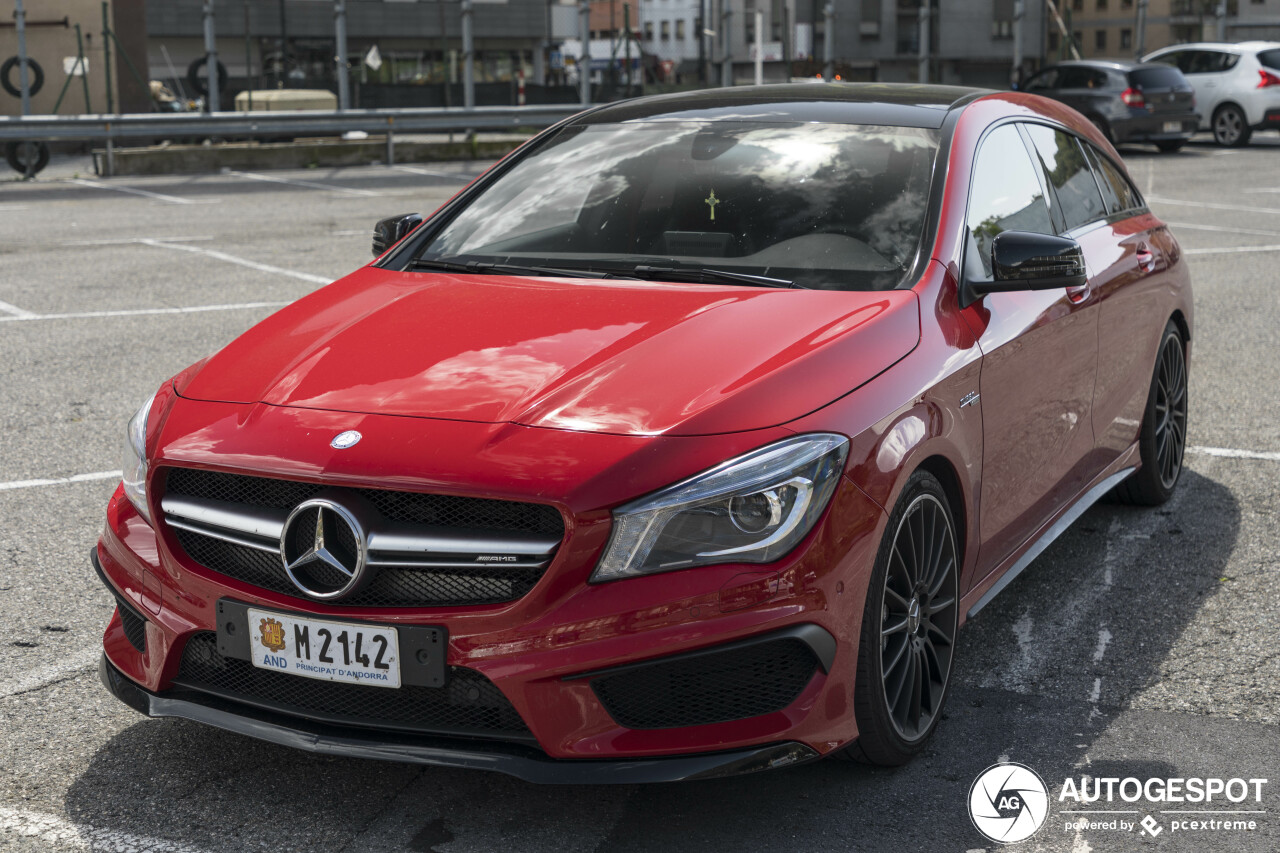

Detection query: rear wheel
xmin=840 ymin=470 xmax=959 ymax=765
xmin=1212 ymin=104 xmax=1252 ymax=147
xmin=1114 ymin=321 xmax=1188 ymax=505
xmin=1156 ymin=140 xmax=1186 ymax=153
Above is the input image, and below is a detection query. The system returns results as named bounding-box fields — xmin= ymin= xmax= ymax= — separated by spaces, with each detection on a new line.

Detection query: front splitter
xmin=99 ymin=655 xmax=821 ymax=784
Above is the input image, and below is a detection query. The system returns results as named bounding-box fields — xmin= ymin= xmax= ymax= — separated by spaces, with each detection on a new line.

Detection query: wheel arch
xmin=913 ymin=454 xmax=968 ymax=573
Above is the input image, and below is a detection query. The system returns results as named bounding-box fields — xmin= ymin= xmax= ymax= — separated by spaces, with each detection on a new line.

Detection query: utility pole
xmin=1134 ymin=0 xmax=1147 ymax=58
xmin=754 ymin=9 xmax=763 ymax=85
xmin=1012 ymin=0 xmax=1023 ymax=88
xmin=823 ymin=1 xmax=834 ymax=81
xmin=278 ymin=0 xmax=288 ymax=87
xmin=13 ymin=0 xmax=31 ymax=115
xmin=579 ymin=0 xmax=591 ymax=105
xmin=698 ymin=0 xmax=707 ymax=83
xmin=439 ymin=1 xmax=451 ymax=107
xmin=102 ymin=2 xmax=114 ymax=114
xmin=624 ymin=3 xmax=631 ymax=96
xmin=334 ymin=1 xmax=349 ymax=109
xmin=917 ymin=0 xmax=929 ymax=83
xmin=462 ymin=0 xmax=475 ymax=108
xmin=244 ymin=0 xmax=254 ymax=109
xmin=203 ymin=1 xmax=219 ymax=111
xmin=1216 ymin=2 xmax=1227 ymax=41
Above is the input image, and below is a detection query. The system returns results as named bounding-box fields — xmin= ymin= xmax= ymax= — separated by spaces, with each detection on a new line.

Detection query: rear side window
xmin=1058 ymin=66 xmax=1110 ymax=89
xmin=1024 ymin=68 xmax=1059 ymax=91
xmin=1152 ymin=50 xmax=1189 ymax=72
xmin=1129 ymin=66 xmax=1187 ymax=89
xmin=966 ymin=125 xmax=1053 ymax=278
xmin=1259 ymin=49 xmax=1280 ymax=71
xmin=1187 ymin=50 xmax=1238 ymax=74
xmin=1024 ymin=124 xmax=1107 ymax=232
xmin=1088 ymin=148 xmax=1142 ymax=214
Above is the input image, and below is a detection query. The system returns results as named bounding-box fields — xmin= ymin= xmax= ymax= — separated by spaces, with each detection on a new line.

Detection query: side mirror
xmin=372 ymin=212 xmax=424 ymax=257
xmin=963 ymin=231 xmax=1086 ymax=306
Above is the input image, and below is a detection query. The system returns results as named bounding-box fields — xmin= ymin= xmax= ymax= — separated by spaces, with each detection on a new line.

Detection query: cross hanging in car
xmin=705 ymin=190 xmax=720 ymax=222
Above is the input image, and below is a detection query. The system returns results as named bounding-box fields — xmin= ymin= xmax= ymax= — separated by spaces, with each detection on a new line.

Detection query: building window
xmin=1120 ymin=28 xmax=1131 ymax=48
xmin=1095 ymin=29 xmax=1106 ymax=49
xmin=1072 ymin=0 xmax=1083 ymax=9
xmin=644 ymin=21 xmax=654 ymax=40
xmin=1049 ymin=30 xmax=1060 ymax=51
xmin=1096 ymin=0 xmax=1107 ymax=9
xmin=993 ymin=0 xmax=1013 ymax=40
xmin=660 ymin=19 xmax=670 ymax=39
xmin=676 ymin=18 xmax=686 ymax=39
xmin=1121 ymin=0 xmax=1133 ymax=7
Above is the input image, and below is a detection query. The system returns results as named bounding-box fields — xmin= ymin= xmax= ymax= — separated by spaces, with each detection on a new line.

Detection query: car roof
xmin=1041 ymin=59 xmax=1173 ymax=72
xmin=572 ymin=83 xmax=991 ymax=130
xmin=1148 ymin=41 xmax=1280 ymax=54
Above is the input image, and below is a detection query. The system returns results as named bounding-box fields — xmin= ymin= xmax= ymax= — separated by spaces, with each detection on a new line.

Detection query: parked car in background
xmin=1143 ymin=41 xmax=1280 ymax=146
xmin=1020 ymin=60 xmax=1198 ymax=152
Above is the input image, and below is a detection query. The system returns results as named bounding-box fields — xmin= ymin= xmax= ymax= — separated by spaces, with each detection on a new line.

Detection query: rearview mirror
xmin=963 ymin=231 xmax=1087 ymax=306
xmin=372 ymin=213 xmax=424 ymax=257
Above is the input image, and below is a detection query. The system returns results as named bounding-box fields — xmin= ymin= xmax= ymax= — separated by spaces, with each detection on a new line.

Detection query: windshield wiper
xmin=629 ymin=265 xmax=796 ymax=289
xmin=409 ymin=257 xmax=617 ymax=279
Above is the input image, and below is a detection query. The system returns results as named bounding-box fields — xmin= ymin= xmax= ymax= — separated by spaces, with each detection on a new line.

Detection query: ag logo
xmin=968 ymin=762 xmax=1050 ymax=844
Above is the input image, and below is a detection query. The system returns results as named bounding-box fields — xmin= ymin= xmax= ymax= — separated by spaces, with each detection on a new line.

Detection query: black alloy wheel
xmin=843 ymin=470 xmax=959 ymax=765
xmin=1114 ymin=320 xmax=1188 ymax=505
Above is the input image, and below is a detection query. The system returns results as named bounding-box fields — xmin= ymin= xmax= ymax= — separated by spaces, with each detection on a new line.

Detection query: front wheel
xmin=1114 ymin=320 xmax=1188 ymax=505
xmin=841 ymin=470 xmax=960 ymax=765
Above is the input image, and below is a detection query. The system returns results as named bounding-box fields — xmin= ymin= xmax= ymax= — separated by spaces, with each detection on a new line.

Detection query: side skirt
xmin=964 ymin=465 xmax=1136 ymax=619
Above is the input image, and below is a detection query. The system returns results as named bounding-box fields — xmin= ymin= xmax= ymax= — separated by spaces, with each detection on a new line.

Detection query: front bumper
xmin=99 ymin=654 xmax=820 ymax=784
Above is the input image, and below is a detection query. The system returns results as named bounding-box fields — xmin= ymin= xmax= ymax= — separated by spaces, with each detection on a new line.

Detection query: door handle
xmin=1136 ymin=246 xmax=1156 ymax=272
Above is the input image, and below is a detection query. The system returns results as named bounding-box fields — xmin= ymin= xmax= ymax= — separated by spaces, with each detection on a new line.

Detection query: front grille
xmin=175 ymin=632 xmax=534 ymax=742
xmin=117 ymin=605 xmax=147 ymax=653
xmin=163 ymin=468 xmax=563 ymax=608
xmin=591 ymin=638 xmax=820 ymax=730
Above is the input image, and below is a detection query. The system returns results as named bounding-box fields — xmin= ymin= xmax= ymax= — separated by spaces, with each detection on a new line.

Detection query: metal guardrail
xmin=0 ymin=105 xmax=585 ymax=176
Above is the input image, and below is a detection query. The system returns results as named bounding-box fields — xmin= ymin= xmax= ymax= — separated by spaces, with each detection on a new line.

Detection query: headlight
xmin=122 ymin=392 xmax=157 ymax=525
xmin=592 ymin=434 xmax=849 ymax=583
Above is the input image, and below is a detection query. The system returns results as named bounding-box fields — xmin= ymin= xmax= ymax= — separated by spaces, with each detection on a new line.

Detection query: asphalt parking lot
xmin=1 ymin=137 xmax=1279 ymax=852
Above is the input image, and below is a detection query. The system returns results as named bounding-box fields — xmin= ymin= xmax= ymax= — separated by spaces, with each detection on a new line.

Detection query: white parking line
xmin=138 ymin=239 xmax=331 ymax=284
xmin=0 ymin=301 xmax=288 ymax=323
xmin=66 ymin=178 xmax=211 ymax=205
xmin=226 ymin=169 xmax=380 ymax=197
xmin=1165 ymin=221 xmax=1280 ymax=238
xmin=1148 ymin=195 xmax=1280 ymax=216
xmin=0 ymin=647 xmax=101 ymax=700
xmin=0 ymin=470 xmax=121 ymax=490
xmin=0 ymin=299 xmax=37 ymax=318
xmin=1189 ymin=445 xmax=1280 ymax=461
xmin=0 ymin=204 xmax=28 ymax=211
xmin=389 ymin=164 xmax=474 ymax=180
xmin=0 ymin=806 xmax=215 ymax=853
xmin=65 ymin=235 xmax=215 ymax=246
xmin=1183 ymin=244 xmax=1280 ymax=256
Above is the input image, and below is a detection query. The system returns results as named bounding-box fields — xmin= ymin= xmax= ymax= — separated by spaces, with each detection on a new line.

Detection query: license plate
xmin=247 ymin=607 xmax=401 ymax=688
xmin=1163 ymin=121 xmax=1182 ymax=133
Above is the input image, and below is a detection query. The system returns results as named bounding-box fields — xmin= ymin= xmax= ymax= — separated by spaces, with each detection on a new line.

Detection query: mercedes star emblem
xmin=331 ymin=430 xmax=362 ymax=449
xmin=280 ymin=499 xmax=368 ymax=600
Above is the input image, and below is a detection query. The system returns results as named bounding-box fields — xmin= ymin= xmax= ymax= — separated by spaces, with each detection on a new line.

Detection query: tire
xmin=838 ymin=469 xmax=960 ymax=765
xmin=1113 ymin=320 xmax=1188 ymax=506
xmin=186 ymin=56 xmax=228 ymax=100
xmin=1212 ymin=104 xmax=1252 ymax=147
xmin=5 ymin=141 xmax=50 ymax=176
xmin=0 ymin=56 xmax=43 ymax=98
xmin=1156 ymin=140 xmax=1186 ymax=153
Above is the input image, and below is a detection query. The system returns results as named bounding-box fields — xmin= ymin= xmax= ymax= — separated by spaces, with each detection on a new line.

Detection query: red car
xmin=96 ymin=84 xmax=1191 ymax=782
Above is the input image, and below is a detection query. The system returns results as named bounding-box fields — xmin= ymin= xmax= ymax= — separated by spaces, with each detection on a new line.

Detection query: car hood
xmin=178 ymin=269 xmax=920 ymax=436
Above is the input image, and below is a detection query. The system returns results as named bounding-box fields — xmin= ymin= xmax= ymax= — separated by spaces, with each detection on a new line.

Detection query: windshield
xmin=413 ymin=121 xmax=941 ymax=291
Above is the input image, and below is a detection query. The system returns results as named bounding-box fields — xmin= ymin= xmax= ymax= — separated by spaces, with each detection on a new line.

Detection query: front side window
xmin=414 ymin=121 xmax=941 ymax=291
xmin=1087 ymin=146 xmax=1142 ymax=214
xmin=965 ymin=125 xmax=1053 ymax=278
xmin=1024 ymin=124 xmax=1107 ymax=232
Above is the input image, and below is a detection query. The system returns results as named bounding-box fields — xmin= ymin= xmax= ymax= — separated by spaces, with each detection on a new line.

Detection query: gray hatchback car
xmin=1020 ymin=60 xmax=1198 ymax=152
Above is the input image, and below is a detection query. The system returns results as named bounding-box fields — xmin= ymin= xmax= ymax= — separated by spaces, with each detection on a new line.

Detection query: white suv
xmin=1143 ymin=41 xmax=1280 ymax=146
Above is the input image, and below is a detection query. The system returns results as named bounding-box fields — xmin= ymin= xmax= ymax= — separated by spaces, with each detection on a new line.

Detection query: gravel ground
xmin=0 ymin=136 xmax=1278 ymax=852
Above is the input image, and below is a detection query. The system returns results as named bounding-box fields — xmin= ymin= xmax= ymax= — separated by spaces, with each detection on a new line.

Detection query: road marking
xmin=138 ymin=239 xmax=331 ymax=284
xmin=0 ymin=204 xmax=28 ymax=211
xmin=0 ymin=301 xmax=288 ymax=323
xmin=389 ymin=164 xmax=474 ymax=180
xmin=0 ymin=806 xmax=214 ymax=853
xmin=0 ymin=470 xmax=121 ymax=491
xmin=0 ymin=647 xmax=101 ymax=699
xmin=66 ymin=178 xmax=210 ymax=205
xmin=1165 ymin=221 xmax=1280 ymax=238
xmin=226 ymin=169 xmax=380 ymax=197
xmin=65 ymin=235 xmax=215 ymax=246
xmin=1184 ymin=243 xmax=1280 ymax=256
xmin=1092 ymin=627 xmax=1112 ymax=663
xmin=1189 ymin=445 xmax=1280 ymax=461
xmin=0 ymin=299 xmax=36 ymax=318
xmin=1148 ymin=195 xmax=1280 ymax=215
